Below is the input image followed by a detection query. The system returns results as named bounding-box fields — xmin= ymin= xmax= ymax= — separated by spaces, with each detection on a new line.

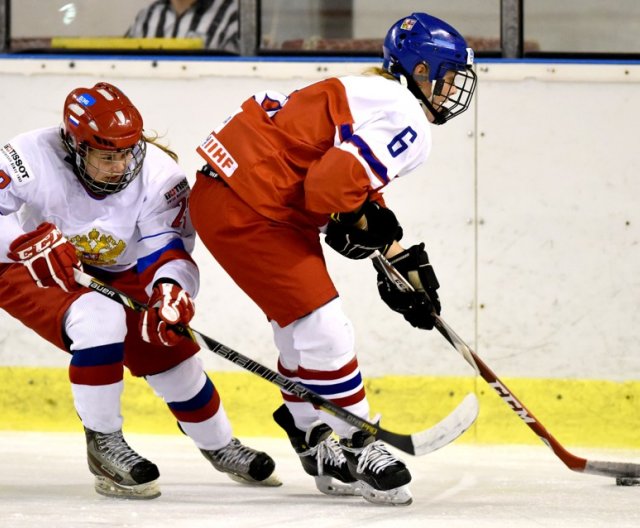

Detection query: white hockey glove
xmin=139 ymin=281 xmax=195 ymax=346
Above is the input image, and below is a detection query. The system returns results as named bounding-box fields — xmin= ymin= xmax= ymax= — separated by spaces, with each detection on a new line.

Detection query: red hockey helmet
xmin=62 ymin=82 xmax=146 ymax=196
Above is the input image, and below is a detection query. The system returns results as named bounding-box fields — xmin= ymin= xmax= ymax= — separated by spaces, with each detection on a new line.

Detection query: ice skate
xmin=273 ymin=404 xmax=360 ymax=496
xmin=201 ymin=438 xmax=282 ymax=486
xmin=340 ymin=431 xmax=412 ymax=506
xmin=85 ymin=428 xmax=160 ymax=500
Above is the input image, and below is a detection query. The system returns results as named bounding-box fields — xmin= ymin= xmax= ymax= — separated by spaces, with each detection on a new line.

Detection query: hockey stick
xmin=371 ymin=250 xmax=640 ymax=483
xmin=73 ymin=268 xmax=478 ymax=457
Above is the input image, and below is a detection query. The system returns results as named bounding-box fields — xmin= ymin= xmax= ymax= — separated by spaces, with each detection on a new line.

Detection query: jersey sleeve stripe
xmin=338 ymin=123 xmax=354 ymax=142
xmin=137 ymin=229 xmax=183 ymax=242
xmin=336 ymin=123 xmax=389 ymax=185
xmin=137 ymin=238 xmax=186 ymax=273
xmin=345 ymin=134 xmax=389 ymax=184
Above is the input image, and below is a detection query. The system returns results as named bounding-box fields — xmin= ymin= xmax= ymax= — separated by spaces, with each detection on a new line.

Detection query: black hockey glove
xmin=376 ymin=243 xmax=441 ymax=330
xmin=324 ymin=201 xmax=403 ymax=260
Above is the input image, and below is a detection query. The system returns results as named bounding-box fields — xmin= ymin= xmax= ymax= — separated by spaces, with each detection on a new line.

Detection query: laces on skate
xmin=201 ymin=438 xmax=281 ymax=487
xmin=85 ymin=428 xmax=160 ymax=500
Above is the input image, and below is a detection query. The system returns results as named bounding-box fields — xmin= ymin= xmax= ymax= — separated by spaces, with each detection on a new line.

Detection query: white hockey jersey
xmin=0 ymin=126 xmax=198 ymax=296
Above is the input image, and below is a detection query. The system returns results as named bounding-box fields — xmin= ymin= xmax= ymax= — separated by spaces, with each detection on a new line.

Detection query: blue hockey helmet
xmin=383 ymin=12 xmax=476 ymax=124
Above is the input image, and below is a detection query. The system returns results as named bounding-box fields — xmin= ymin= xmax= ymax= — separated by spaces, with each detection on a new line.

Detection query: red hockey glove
xmin=8 ymin=222 xmax=82 ymax=293
xmin=139 ymin=282 xmax=195 ymax=346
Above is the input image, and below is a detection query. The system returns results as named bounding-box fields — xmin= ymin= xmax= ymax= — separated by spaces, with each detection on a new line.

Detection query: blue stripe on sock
xmin=70 ymin=343 xmax=124 ymax=367
xmin=303 ymin=372 xmax=363 ymax=396
xmin=168 ymin=376 xmax=214 ymax=412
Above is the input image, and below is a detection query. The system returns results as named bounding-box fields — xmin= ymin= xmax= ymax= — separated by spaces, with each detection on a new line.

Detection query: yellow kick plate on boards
xmin=51 ymin=37 xmax=204 ymax=50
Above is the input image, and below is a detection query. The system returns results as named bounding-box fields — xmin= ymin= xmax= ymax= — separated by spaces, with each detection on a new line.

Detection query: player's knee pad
xmin=145 ymin=355 xmax=207 ymax=403
xmin=271 ymin=319 xmax=299 ymax=371
xmin=291 ymin=297 xmax=355 ymax=371
xmin=64 ymin=291 xmax=127 ymax=350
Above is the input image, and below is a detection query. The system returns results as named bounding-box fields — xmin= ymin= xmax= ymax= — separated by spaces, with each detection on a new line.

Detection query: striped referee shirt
xmin=126 ymin=0 xmax=239 ymax=53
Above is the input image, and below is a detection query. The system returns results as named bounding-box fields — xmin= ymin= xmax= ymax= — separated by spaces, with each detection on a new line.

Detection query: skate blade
xmin=94 ymin=475 xmax=161 ymax=500
xmin=314 ymin=475 xmax=362 ymax=496
xmin=226 ymin=471 xmax=283 ymax=487
xmin=359 ymin=482 xmax=412 ymax=506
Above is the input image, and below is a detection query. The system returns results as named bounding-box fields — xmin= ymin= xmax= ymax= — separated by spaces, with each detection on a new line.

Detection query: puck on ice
xmin=616 ymin=477 xmax=640 ymax=486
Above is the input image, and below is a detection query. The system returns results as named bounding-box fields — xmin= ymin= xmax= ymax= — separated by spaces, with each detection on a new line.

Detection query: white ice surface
xmin=0 ymin=432 xmax=638 ymax=528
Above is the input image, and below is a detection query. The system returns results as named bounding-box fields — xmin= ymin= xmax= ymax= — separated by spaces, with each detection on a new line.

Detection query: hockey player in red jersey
xmin=0 ymin=82 xmax=280 ymax=499
xmin=189 ymin=12 xmax=476 ymax=505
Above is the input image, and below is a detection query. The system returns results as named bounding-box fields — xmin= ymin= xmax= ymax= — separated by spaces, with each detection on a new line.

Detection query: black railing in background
xmin=239 ymin=0 xmax=258 ymax=56
xmin=501 ymin=0 xmax=523 ymax=59
xmin=0 ymin=0 xmax=8 ymax=53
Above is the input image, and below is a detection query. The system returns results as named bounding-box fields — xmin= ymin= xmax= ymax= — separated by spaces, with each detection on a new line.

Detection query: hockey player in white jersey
xmin=189 ymin=13 xmax=476 ymax=505
xmin=0 ymin=82 xmax=280 ymax=499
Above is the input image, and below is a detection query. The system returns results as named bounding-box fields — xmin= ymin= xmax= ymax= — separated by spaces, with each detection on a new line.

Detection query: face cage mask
xmin=75 ymin=141 xmax=147 ymax=197
xmin=425 ymin=67 xmax=477 ymax=124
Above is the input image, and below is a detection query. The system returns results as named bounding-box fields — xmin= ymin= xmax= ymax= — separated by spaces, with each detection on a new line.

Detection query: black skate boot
xmin=85 ymin=427 xmax=160 ymax=500
xmin=273 ymin=404 xmax=360 ymax=496
xmin=201 ymin=438 xmax=282 ymax=486
xmin=340 ymin=430 xmax=412 ymax=506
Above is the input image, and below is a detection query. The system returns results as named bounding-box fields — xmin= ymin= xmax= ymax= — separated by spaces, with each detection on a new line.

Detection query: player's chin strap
xmin=73 ymin=268 xmax=479 ymax=457
xmin=371 ymin=250 xmax=640 ymax=483
xmin=392 ymin=64 xmax=448 ymax=125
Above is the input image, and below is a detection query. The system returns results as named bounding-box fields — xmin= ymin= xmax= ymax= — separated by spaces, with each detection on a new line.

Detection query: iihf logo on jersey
xmin=70 ymin=228 xmax=126 ymax=265
xmin=197 ymin=133 xmax=238 ymax=178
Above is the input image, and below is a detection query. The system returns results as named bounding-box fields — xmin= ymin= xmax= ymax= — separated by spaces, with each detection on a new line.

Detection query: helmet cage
xmin=428 ymin=65 xmax=477 ymax=124
xmin=65 ymin=138 xmax=146 ymax=196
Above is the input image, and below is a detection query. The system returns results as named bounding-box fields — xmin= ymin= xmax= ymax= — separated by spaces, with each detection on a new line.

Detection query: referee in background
xmin=126 ymin=0 xmax=239 ymax=53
